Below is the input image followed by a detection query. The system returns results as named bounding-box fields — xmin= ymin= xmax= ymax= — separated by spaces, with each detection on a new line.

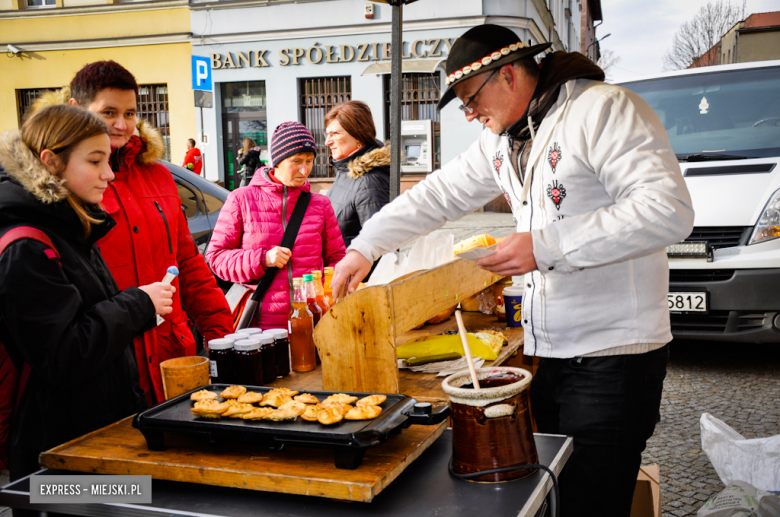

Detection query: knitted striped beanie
xmin=270 ymin=121 xmax=317 ymax=167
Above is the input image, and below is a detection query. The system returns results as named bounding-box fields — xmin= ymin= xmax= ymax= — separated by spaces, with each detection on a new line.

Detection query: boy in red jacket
xmin=31 ymin=61 xmax=234 ymax=406
xmin=182 ymin=139 xmax=203 ymax=175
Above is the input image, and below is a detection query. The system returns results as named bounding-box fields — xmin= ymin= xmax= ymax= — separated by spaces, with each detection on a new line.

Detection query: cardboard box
xmin=630 ymin=464 xmax=661 ymax=517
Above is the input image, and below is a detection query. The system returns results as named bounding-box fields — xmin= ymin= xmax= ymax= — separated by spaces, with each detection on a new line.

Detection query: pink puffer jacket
xmin=206 ymin=168 xmax=346 ymax=329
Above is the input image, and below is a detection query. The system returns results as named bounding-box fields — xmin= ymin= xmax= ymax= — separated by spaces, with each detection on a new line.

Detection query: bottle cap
xmin=234 ymin=338 xmax=261 ymax=352
xmin=208 ymin=338 xmax=234 ymax=351
xmin=236 ymin=328 xmax=262 ymax=335
xmin=264 ymin=329 xmax=288 ymax=339
xmin=258 ymin=334 xmax=274 ymax=345
xmin=311 ymin=270 xmax=322 ymax=279
xmin=302 ymin=274 xmax=314 ymax=282
xmin=324 ymin=267 xmax=334 ymax=274
xmin=293 ymin=277 xmax=303 ymax=286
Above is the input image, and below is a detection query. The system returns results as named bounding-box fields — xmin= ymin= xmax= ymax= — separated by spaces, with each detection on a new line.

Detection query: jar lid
xmin=264 ymin=328 xmax=288 ymax=339
xmin=208 ymin=338 xmax=234 ymax=350
xmin=258 ymin=334 xmax=274 ymax=345
xmin=234 ymin=339 xmax=261 ymax=351
xmin=302 ymin=274 xmax=314 ymax=282
xmin=236 ymin=328 xmax=262 ymax=335
xmin=222 ymin=333 xmax=243 ymax=341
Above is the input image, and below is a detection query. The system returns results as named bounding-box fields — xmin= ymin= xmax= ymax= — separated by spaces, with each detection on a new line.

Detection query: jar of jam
xmin=236 ymin=327 xmax=263 ymax=336
xmin=264 ymin=329 xmax=290 ymax=378
xmin=208 ymin=338 xmax=235 ymax=385
xmin=258 ymin=334 xmax=277 ymax=384
xmin=233 ymin=338 xmax=264 ymax=386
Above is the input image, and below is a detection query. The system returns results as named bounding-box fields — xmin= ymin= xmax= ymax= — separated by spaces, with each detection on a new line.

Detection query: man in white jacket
xmin=332 ymin=25 xmax=694 ymax=516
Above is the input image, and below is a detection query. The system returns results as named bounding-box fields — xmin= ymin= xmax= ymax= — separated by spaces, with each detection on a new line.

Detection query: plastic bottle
xmin=288 ymin=277 xmax=316 ymax=372
xmin=323 ymin=266 xmax=335 ymax=306
xmin=303 ymin=274 xmax=323 ymax=327
xmin=311 ymin=270 xmax=330 ymax=315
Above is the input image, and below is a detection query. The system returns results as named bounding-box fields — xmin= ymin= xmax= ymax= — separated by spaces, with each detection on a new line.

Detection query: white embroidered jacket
xmin=349 ymin=78 xmax=694 ymax=358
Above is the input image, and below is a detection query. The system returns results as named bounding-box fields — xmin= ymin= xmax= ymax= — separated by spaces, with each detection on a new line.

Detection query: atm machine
xmin=400 ymin=119 xmax=433 ymax=173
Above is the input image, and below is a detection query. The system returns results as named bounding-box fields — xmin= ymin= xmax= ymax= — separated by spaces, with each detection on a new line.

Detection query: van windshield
xmin=621 ymin=66 xmax=780 ymax=161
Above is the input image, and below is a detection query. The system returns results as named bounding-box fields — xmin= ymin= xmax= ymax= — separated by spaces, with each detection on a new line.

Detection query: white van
xmin=619 ymin=60 xmax=780 ymax=343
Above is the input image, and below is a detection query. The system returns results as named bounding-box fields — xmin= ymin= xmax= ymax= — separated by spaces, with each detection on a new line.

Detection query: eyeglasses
xmin=458 ymin=69 xmax=499 ymax=114
xmin=324 ymin=130 xmax=346 ymax=139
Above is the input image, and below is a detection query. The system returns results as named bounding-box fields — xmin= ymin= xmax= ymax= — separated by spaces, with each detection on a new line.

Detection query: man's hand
xmin=331 ymin=251 xmax=372 ymax=301
xmin=476 ymin=232 xmax=538 ymax=277
xmin=266 ymin=246 xmax=291 ymax=268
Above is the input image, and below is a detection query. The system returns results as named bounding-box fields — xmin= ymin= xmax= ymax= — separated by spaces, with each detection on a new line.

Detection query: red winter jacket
xmin=182 ymin=147 xmax=202 ymax=175
xmin=100 ymin=124 xmax=233 ymax=405
xmin=206 ymin=167 xmax=346 ymax=329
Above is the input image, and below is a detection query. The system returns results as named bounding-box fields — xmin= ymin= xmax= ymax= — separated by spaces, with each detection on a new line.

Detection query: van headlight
xmin=749 ymin=188 xmax=780 ymax=245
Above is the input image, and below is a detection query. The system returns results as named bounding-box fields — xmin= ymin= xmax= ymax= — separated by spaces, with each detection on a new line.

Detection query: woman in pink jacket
xmin=207 ymin=122 xmax=346 ymax=329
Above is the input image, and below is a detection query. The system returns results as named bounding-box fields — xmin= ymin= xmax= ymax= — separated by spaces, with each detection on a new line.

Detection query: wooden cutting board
xmin=40 ymin=416 xmax=447 ymax=503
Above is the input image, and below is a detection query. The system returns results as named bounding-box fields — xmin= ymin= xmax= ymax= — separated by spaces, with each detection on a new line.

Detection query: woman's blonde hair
xmin=243 ymin=137 xmax=256 ymax=154
xmin=22 ymin=104 xmax=110 ymax=238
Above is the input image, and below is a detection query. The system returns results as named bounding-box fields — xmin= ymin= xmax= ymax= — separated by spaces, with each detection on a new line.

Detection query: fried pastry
xmin=190 ymin=389 xmax=218 ymax=402
xmin=242 ymin=407 xmax=275 ymax=420
xmin=345 ymin=405 xmax=383 ymax=420
xmin=221 ymin=402 xmax=255 ymax=418
xmin=322 ymin=393 xmax=358 ymax=406
xmin=300 ymin=404 xmax=324 ymax=422
xmin=220 ymin=385 xmax=247 ymax=399
xmin=356 ymin=395 xmax=386 ymax=407
xmin=266 ymin=387 xmax=299 ymax=397
xmin=265 ymin=401 xmax=306 ymax=421
xmin=191 ymin=399 xmax=230 ymax=418
xmin=237 ymin=391 xmax=264 ymax=404
xmin=293 ymin=393 xmax=319 ymax=404
xmin=317 ymin=406 xmax=345 ymax=425
xmin=260 ymin=393 xmax=293 ymax=408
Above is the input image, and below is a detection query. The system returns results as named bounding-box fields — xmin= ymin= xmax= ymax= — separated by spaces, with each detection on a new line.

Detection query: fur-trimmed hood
xmin=0 ymin=130 xmax=69 ymax=204
xmin=346 ymin=143 xmax=391 ymax=180
xmin=31 ymin=86 xmax=166 ymax=165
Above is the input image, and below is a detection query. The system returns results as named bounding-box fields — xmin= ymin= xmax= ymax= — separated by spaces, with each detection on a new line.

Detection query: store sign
xmin=210 ymin=38 xmax=454 ymax=70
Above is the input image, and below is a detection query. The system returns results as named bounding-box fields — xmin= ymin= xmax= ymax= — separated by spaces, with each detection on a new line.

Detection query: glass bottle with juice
xmin=323 ymin=266 xmax=335 ymax=306
xmin=311 ymin=270 xmax=330 ymax=314
xmin=302 ymin=274 xmax=323 ymax=327
xmin=288 ymin=277 xmax=316 ymax=372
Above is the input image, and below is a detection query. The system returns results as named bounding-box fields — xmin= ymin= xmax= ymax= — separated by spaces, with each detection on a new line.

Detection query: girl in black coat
xmin=0 ymin=105 xmax=175 ymax=481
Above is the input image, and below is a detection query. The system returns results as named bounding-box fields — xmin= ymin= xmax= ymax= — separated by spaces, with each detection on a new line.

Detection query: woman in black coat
xmin=0 ymin=105 xmax=174 ymax=481
xmin=324 ymin=101 xmax=390 ymax=249
xmin=238 ymin=137 xmax=263 ymax=183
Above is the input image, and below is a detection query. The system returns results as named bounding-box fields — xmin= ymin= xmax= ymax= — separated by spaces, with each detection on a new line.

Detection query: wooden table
xmin=40 ymin=416 xmax=447 ymax=503
xmin=277 ymin=311 xmax=529 ymax=404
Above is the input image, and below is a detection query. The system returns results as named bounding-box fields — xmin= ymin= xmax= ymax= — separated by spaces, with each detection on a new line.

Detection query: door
xmin=223 ymin=113 xmax=268 ymax=191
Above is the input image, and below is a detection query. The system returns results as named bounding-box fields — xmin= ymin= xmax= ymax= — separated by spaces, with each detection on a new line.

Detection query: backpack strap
xmin=0 ymin=227 xmax=60 ymax=413
xmin=0 ymin=226 xmax=60 ymax=261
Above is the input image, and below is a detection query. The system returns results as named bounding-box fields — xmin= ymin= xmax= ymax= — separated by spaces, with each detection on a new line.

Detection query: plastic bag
xmin=700 ymin=413 xmax=780 ymax=492
xmin=697 ymin=481 xmax=780 ymax=517
xmin=475 ymin=288 xmax=497 ymax=315
xmin=367 ymin=230 xmax=455 ymax=286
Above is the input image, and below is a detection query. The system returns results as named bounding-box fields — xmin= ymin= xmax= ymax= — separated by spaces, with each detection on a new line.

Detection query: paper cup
xmin=503 ymin=287 xmax=524 ymax=328
xmin=159 ymin=356 xmax=210 ymax=401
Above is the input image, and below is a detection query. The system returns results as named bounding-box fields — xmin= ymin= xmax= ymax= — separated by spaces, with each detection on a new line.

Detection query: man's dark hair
xmin=514 ymin=56 xmax=541 ymax=80
xmin=188 ymin=138 xmax=197 ymax=147
xmin=70 ymin=60 xmax=139 ymax=107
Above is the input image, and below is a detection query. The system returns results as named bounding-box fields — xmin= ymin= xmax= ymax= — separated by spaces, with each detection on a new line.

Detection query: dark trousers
xmin=531 ymin=345 xmax=669 ymax=517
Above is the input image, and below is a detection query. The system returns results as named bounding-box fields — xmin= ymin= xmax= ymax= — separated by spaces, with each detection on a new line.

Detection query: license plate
xmin=668 ymin=292 xmax=707 ymax=312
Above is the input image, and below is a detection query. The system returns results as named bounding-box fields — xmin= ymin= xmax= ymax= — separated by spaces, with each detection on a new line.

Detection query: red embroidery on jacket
xmin=548 ymin=143 xmax=562 ymax=174
xmin=546 ymin=180 xmax=566 ymax=210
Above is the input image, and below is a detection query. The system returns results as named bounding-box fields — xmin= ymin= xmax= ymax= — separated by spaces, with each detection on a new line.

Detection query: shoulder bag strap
xmin=236 ymin=192 xmax=311 ymax=329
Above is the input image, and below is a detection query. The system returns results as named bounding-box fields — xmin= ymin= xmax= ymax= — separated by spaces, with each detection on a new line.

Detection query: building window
xmin=16 ymin=88 xmax=55 ymax=127
xmin=137 ymin=84 xmax=171 ymax=162
xmin=299 ymin=76 xmax=352 ymax=178
xmin=383 ymin=72 xmax=442 ymax=171
xmin=26 ymin=0 xmax=56 ymax=7
xmin=220 ymin=81 xmax=267 ymax=191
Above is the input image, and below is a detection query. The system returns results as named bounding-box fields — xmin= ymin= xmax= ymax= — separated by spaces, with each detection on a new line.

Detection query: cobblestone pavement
xmin=643 ymin=340 xmax=780 ymax=517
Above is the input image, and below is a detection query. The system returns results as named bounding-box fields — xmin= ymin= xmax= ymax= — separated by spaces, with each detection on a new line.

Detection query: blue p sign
xmin=192 ymin=56 xmax=212 ymax=91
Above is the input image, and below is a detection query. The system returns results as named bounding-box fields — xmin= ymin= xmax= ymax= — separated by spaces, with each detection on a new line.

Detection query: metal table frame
xmin=1 ymin=431 xmax=572 ymax=517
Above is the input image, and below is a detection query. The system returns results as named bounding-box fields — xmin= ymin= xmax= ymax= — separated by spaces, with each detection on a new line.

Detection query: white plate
xmin=456 ymin=244 xmax=498 ymax=262
xmin=668 ymin=292 xmax=707 ymax=312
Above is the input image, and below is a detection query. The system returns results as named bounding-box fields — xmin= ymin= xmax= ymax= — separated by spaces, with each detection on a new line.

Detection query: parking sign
xmin=191 ymin=56 xmax=212 ymax=91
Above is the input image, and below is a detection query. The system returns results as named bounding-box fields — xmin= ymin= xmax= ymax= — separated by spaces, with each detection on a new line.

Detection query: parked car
xmin=618 ymin=60 xmax=780 ymax=343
